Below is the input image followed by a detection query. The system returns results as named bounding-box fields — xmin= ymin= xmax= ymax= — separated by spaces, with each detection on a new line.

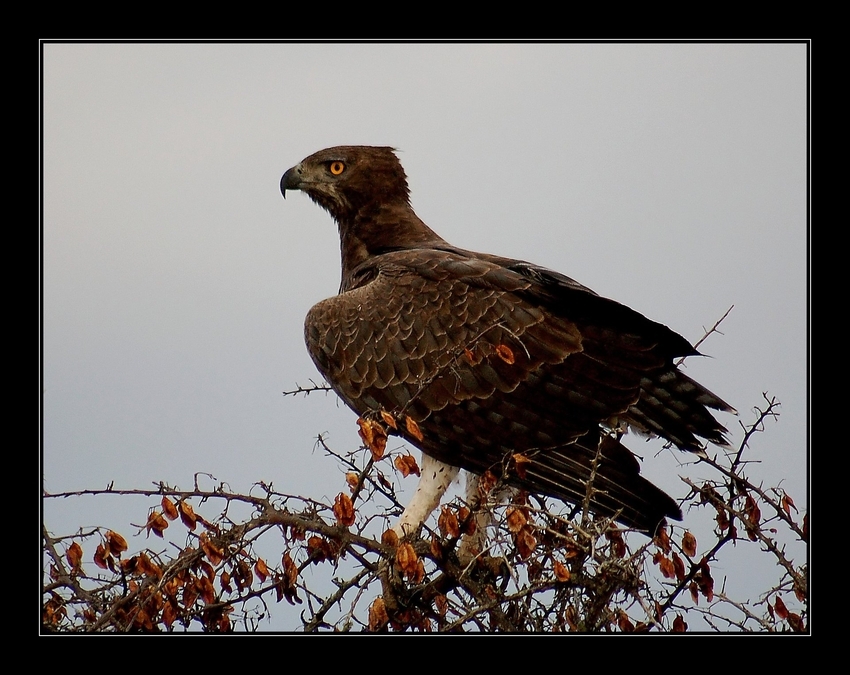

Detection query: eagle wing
xmin=304 ymin=247 xmax=724 ymax=531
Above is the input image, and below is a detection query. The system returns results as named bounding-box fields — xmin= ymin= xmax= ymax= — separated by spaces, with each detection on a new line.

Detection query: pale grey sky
xmin=42 ymin=42 xmax=808 ymax=631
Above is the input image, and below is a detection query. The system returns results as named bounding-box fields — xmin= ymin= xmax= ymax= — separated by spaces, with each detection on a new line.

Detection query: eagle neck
xmin=337 ymin=201 xmax=445 ymax=287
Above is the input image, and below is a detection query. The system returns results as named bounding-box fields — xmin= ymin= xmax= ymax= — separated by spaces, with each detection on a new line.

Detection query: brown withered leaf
xmin=495 ymin=343 xmax=515 ymax=364
xmin=506 ymin=506 xmax=528 ymax=534
xmin=695 ymin=559 xmax=714 ymax=601
xmin=381 ymin=529 xmax=399 ymax=548
xmin=682 ymin=530 xmax=697 ymax=557
xmin=282 ymin=552 xmax=297 ymax=585
xmin=689 ymin=581 xmax=699 ymax=604
xmin=786 ymin=612 xmax=805 ymax=633
xmin=369 ymin=597 xmax=389 ymax=632
xmin=773 ymin=595 xmax=789 ymax=620
xmin=515 ymin=525 xmax=537 ymax=559
xmin=380 ymin=409 xmax=398 ymax=429
xmin=394 ymin=453 xmax=420 ymax=477
xmin=654 ymin=524 xmax=671 ymax=553
xmin=234 ymin=559 xmax=254 ymax=592
xmin=357 ymin=417 xmax=388 ymax=460
xmin=199 ymin=575 xmax=216 ymax=604
xmin=396 ymin=542 xmax=419 ymax=578
xmin=345 ymin=472 xmax=360 ymax=492
xmin=553 ymin=560 xmax=571 ymax=583
xmin=306 ymin=535 xmax=329 ymax=563
xmin=744 ymin=493 xmax=761 ymax=540
xmin=135 ymin=552 xmax=162 ymax=579
xmin=179 ymin=501 xmax=198 ymax=531
xmin=199 ymin=532 xmax=224 ymax=566
xmin=183 ymin=581 xmax=199 ymax=609
xmin=781 ymin=492 xmax=797 ymax=516
xmin=93 ymin=543 xmax=112 ymax=571
xmin=606 ymin=527 xmax=626 ymax=558
xmin=66 ymin=541 xmax=83 ymax=571
xmin=255 ymin=558 xmax=269 ymax=583
xmin=794 ymin=578 xmax=806 ymax=603
xmin=457 ymin=506 xmax=473 ymax=534
xmin=564 ymin=605 xmax=579 ymax=632
xmin=672 ymin=551 xmax=686 ymax=582
xmin=121 ymin=555 xmax=140 ymax=575
xmin=106 ymin=530 xmax=128 ymax=556
xmin=658 ymin=555 xmax=676 ymax=580
xmin=278 ymin=552 xmax=301 ymax=605
xmin=414 ymin=559 xmax=426 ymax=584
xmin=434 ymin=594 xmax=448 ymax=617
xmin=220 ymin=570 xmax=232 ymax=594
xmin=146 ymin=511 xmax=169 ymax=538
xmin=672 ymin=614 xmax=688 ymax=632
xmin=200 ymin=559 xmax=215 ymax=582
xmin=511 ymin=453 xmax=530 ymax=480
xmin=438 ymin=506 xmax=460 ymax=538
xmin=617 ymin=610 xmax=634 ymax=633
xmin=478 ymin=470 xmax=498 ymax=497
xmin=430 ymin=534 xmax=445 ymax=561
xmin=161 ymin=496 xmax=178 ymax=520
xmin=404 ymin=415 xmax=424 ymax=442
xmin=333 ymin=492 xmax=356 ymax=527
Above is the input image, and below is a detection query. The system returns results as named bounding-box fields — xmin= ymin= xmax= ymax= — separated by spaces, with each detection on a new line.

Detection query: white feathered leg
xmin=394 ymin=454 xmax=459 ymax=538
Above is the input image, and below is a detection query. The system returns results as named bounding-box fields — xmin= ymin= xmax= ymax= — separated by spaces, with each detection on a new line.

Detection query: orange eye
xmin=329 ymin=161 xmax=345 ymax=176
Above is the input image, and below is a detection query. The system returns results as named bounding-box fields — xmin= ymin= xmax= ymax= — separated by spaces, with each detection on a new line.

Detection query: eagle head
xmin=281 ymin=146 xmax=410 ymax=223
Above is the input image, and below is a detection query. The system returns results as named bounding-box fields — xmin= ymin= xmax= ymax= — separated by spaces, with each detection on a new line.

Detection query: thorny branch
xmin=43 ymin=311 xmax=805 ymax=632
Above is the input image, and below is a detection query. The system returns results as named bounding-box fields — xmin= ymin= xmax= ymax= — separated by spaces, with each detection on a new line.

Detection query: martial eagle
xmin=281 ymin=145 xmax=733 ymax=537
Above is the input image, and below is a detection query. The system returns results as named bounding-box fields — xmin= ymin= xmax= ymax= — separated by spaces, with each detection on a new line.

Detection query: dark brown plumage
xmin=281 ymin=145 xmax=733 ymax=534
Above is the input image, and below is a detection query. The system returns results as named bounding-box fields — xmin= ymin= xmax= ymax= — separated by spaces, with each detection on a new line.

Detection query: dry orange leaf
xmin=357 ymin=417 xmax=388 ymax=460
xmin=506 ymin=506 xmax=528 ymax=533
xmin=515 ymin=526 xmax=537 ymax=559
xmin=380 ymin=410 xmax=398 ymax=429
xmin=199 ymin=532 xmax=224 ymax=566
xmin=66 ymin=541 xmax=83 ymax=571
xmin=333 ymin=492 xmax=356 ymax=527
xmin=396 ymin=542 xmax=419 ymax=577
xmin=781 ymin=492 xmax=797 ymax=515
xmin=682 ymin=530 xmax=697 ymax=557
xmin=495 ymin=343 xmax=515 ymax=364
xmin=654 ymin=524 xmax=671 ymax=553
xmin=672 ymin=551 xmax=686 ymax=582
xmin=255 ymin=558 xmax=269 ymax=583
xmin=511 ymin=453 xmax=530 ymax=479
xmin=161 ymin=496 xmax=178 ymax=520
xmin=773 ymin=595 xmax=789 ymax=620
xmin=368 ymin=597 xmax=389 ymax=632
xmin=478 ymin=470 xmax=498 ymax=497
xmin=93 ymin=543 xmax=111 ymax=571
xmin=345 ymin=471 xmax=360 ymax=492
xmin=554 ymin=560 xmax=571 ymax=582
xmin=106 ymin=530 xmax=128 ymax=555
xmin=404 ymin=416 xmax=424 ymax=442
xmin=658 ymin=555 xmax=676 ymax=580
xmin=381 ymin=529 xmax=400 ymax=548
xmin=146 ymin=511 xmax=169 ymax=538
xmin=438 ymin=506 xmax=460 ymax=538
xmin=394 ymin=453 xmax=420 ymax=477
xmin=179 ymin=501 xmax=198 ymax=531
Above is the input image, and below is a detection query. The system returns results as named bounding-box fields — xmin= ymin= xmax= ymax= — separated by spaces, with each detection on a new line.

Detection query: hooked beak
xmin=280 ymin=163 xmax=303 ymax=199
